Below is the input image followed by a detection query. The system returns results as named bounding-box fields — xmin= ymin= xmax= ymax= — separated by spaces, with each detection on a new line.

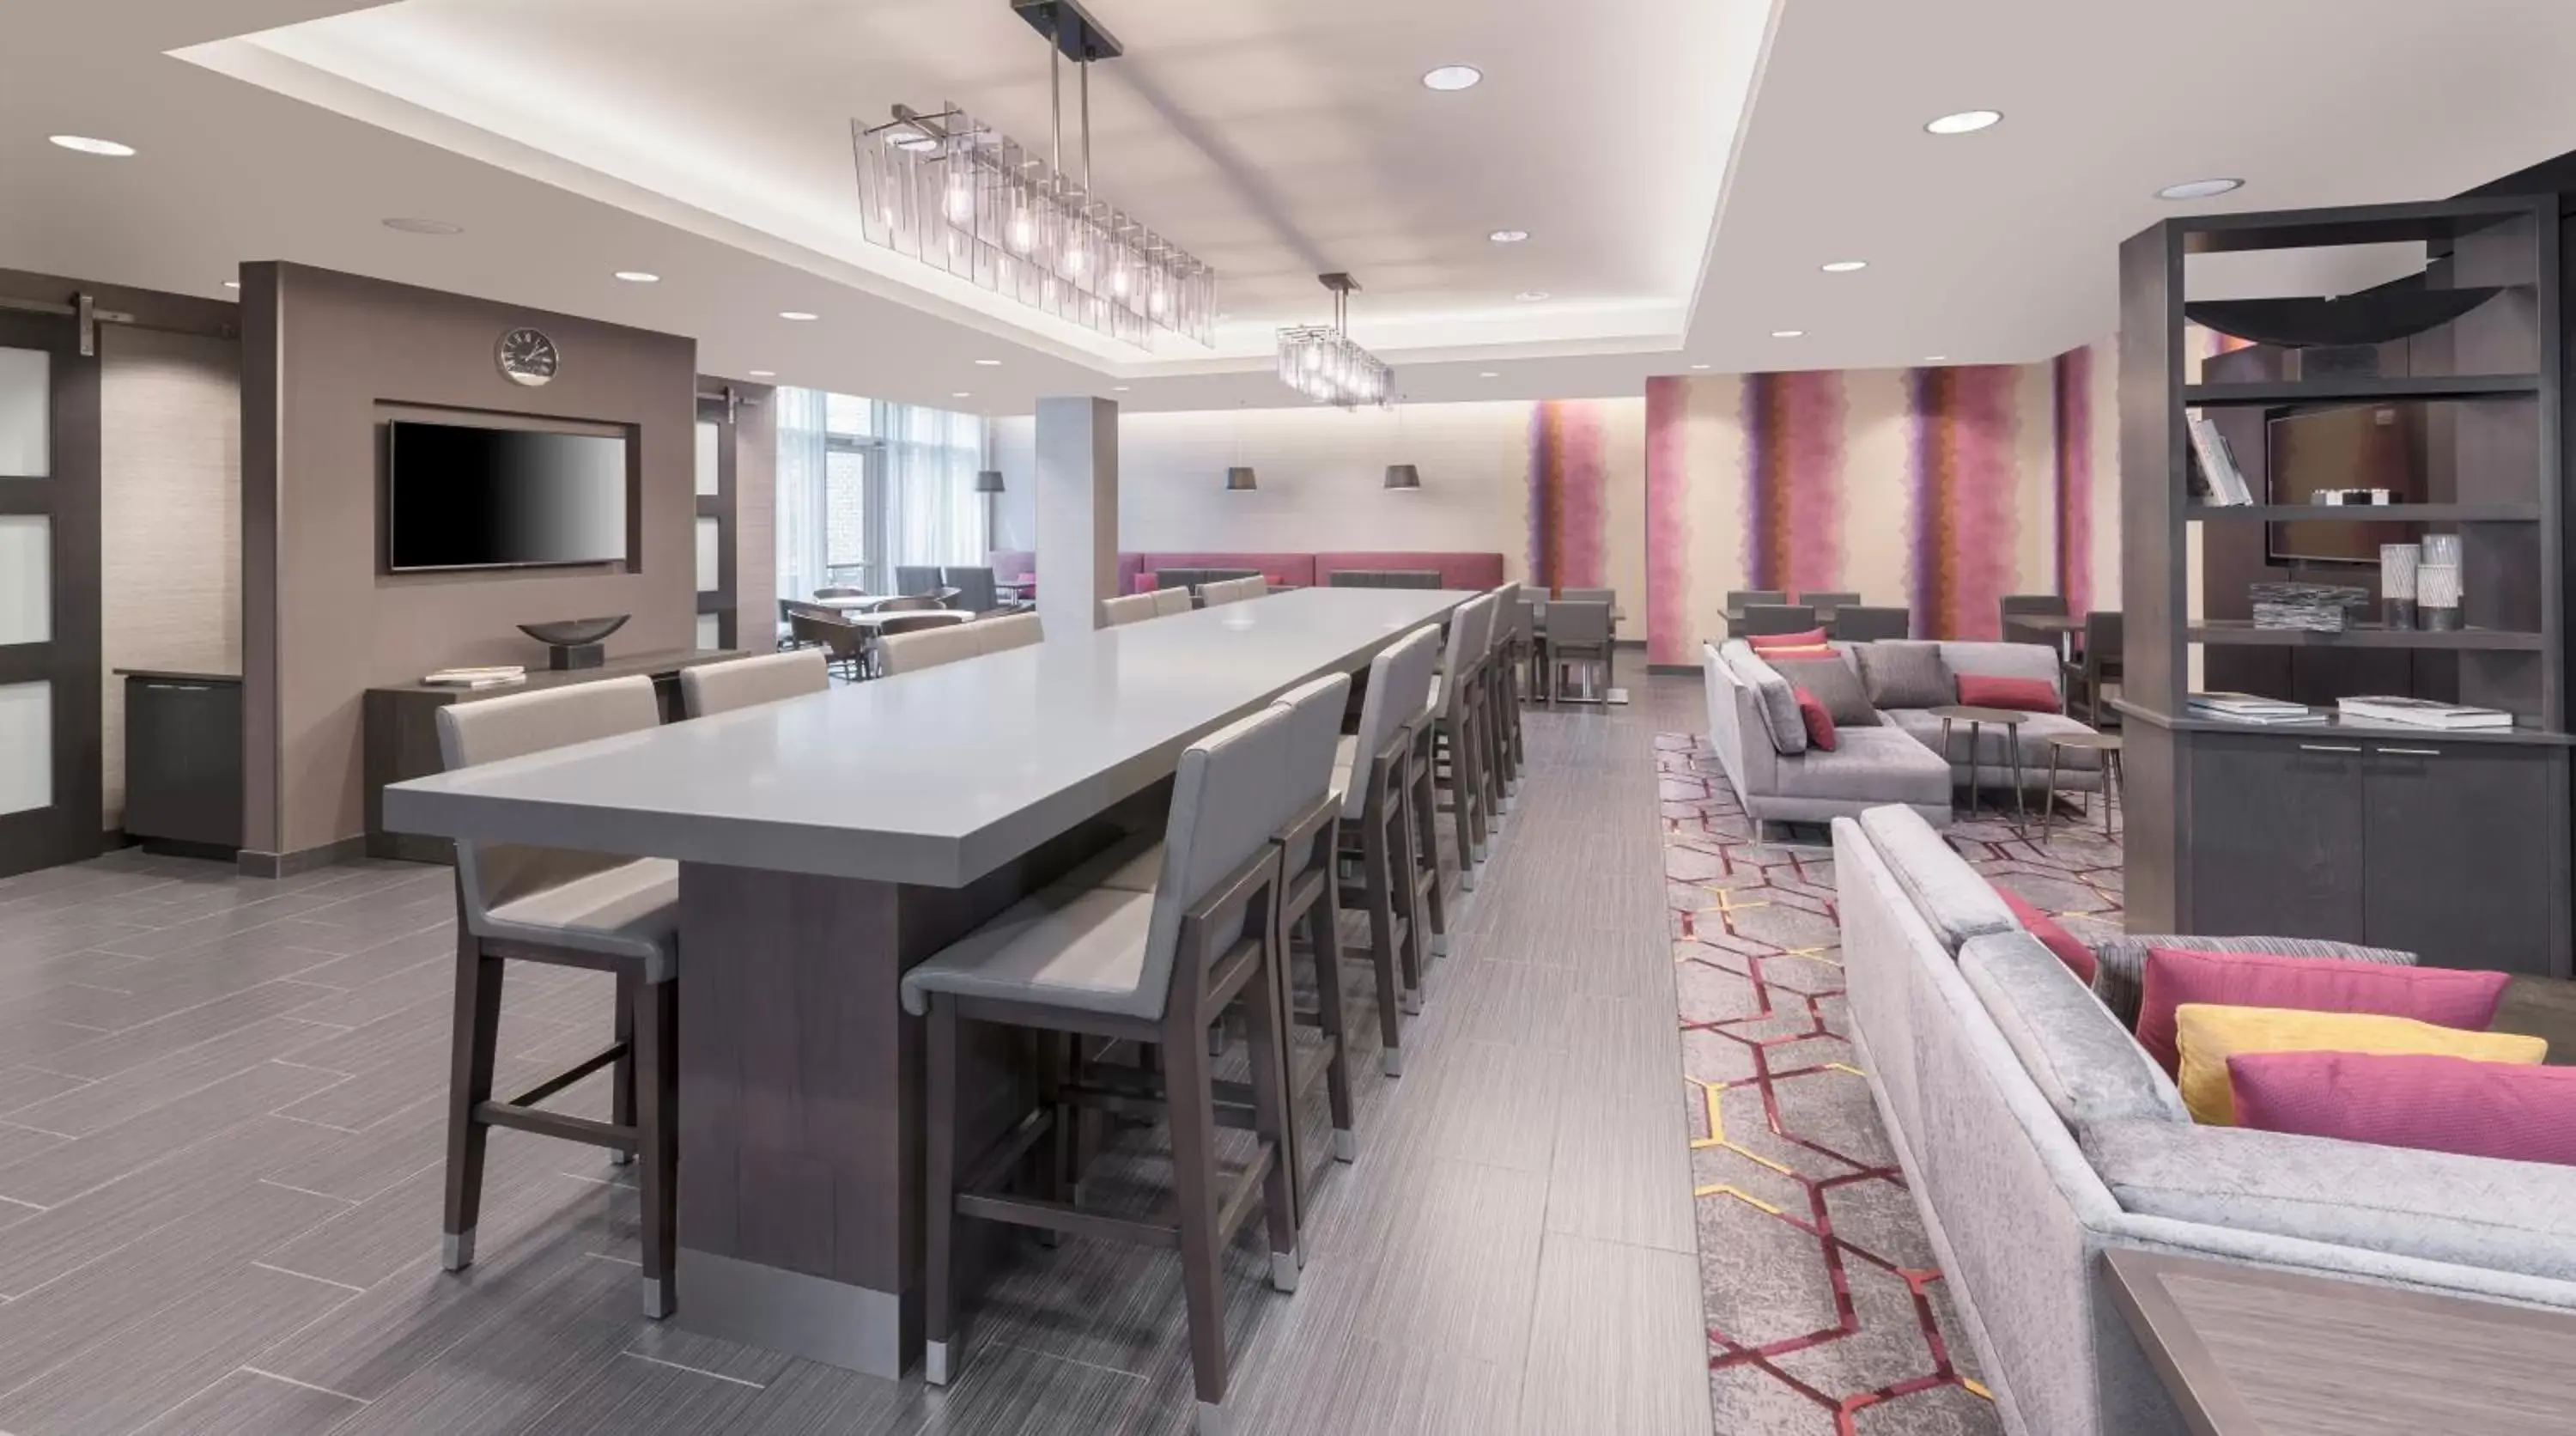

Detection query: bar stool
xmin=678 ymin=648 xmax=828 ymax=718
xmin=1334 ymin=626 xmax=1440 ymax=1068
xmin=435 ymin=678 xmax=681 ymax=1318
xmin=1426 ymin=593 xmax=1498 ymax=889
xmin=1481 ymin=582 xmax=1522 ymax=816
xmin=908 ymin=700 xmax=1330 ymax=1435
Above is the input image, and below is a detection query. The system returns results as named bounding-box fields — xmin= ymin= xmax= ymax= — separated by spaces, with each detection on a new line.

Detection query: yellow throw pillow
xmin=2172 ymin=1002 xmax=2547 ymax=1126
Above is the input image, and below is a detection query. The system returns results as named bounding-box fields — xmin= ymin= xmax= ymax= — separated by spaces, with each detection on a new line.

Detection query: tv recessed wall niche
xmin=384 ymin=418 xmax=631 ymax=572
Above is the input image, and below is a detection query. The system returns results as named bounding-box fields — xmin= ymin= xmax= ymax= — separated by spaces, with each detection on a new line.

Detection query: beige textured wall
xmin=99 ymin=326 xmax=242 ymax=826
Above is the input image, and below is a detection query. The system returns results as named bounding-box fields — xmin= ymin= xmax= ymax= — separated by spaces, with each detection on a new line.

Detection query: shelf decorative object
xmin=2418 ymin=562 xmax=2463 ymax=631
xmin=2249 ymin=582 xmax=2368 ymax=633
xmin=518 ymin=615 xmax=630 ymax=671
xmin=2381 ymin=542 xmax=2421 ymax=629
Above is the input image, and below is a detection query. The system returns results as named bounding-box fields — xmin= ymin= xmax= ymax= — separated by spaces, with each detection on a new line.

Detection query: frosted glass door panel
xmin=0 ymin=348 xmax=47 ymax=478
xmin=0 ymin=516 xmax=46 ymax=644
xmin=696 ymin=612 xmax=721 ymax=650
xmin=0 ymin=682 xmax=51 ymax=816
xmin=696 ymin=517 xmax=721 ymax=593
xmin=696 ymin=421 xmax=721 ymax=496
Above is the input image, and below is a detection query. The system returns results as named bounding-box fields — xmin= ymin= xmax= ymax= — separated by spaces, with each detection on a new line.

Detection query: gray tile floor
xmin=0 ymin=657 xmax=1712 ymax=1435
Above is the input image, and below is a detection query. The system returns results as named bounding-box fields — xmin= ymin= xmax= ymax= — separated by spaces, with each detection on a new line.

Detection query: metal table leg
xmin=2041 ymin=745 xmax=2062 ymax=843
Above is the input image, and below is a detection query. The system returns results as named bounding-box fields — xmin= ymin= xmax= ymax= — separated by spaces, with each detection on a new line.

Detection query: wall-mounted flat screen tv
xmin=2264 ymin=403 xmax=2426 ymax=566
xmin=386 ymin=420 xmax=630 ymax=572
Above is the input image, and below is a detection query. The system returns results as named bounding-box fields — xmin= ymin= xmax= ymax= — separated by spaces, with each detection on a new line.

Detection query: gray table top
xmin=383 ymin=587 xmax=1470 ymax=887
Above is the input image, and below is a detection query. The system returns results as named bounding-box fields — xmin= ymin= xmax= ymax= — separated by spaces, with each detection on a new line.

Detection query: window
xmin=777 ymin=391 xmax=987 ymax=601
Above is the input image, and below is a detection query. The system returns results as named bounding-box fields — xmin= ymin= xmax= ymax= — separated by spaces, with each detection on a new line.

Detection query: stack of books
xmin=2188 ymin=692 xmax=2324 ymax=726
xmin=422 ymin=666 xmax=528 ymax=690
xmin=2336 ymin=696 xmax=2513 ymax=731
xmin=2185 ymin=416 xmax=2256 ymax=507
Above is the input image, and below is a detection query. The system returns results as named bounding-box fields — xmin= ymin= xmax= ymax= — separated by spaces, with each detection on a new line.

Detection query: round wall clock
xmin=496 ymin=326 xmax=560 ymax=387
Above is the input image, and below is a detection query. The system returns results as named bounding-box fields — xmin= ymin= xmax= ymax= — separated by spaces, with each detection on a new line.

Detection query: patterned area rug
xmin=1656 ymin=733 xmax=2125 ymax=1436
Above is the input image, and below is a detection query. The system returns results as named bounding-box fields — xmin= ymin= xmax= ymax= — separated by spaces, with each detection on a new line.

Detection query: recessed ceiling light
xmin=383 ymin=216 xmax=464 ymax=235
xmin=1690 ymin=363 xmax=1711 ymax=370
xmin=779 ymin=310 xmax=819 ymax=321
xmin=1421 ymin=64 xmax=1483 ymax=92
xmin=974 ymin=358 xmax=1002 ymax=366
xmin=1771 ymin=329 xmax=1805 ymax=338
xmin=1112 ymin=385 xmax=1132 ymax=392
xmin=222 ymin=281 xmax=240 ymax=290
xmin=1515 ymin=290 xmax=1549 ymax=302
xmin=2158 ymin=178 xmax=2245 ymax=201
xmin=749 ymin=369 xmax=776 ymax=378
xmin=1924 ymin=109 xmax=2002 ymax=136
xmin=1924 ymin=355 xmax=1948 ymax=362
xmin=1489 ymin=229 xmax=1529 ymax=244
xmin=951 ymin=392 xmax=971 ymax=399
xmin=1820 ymin=260 xmax=1868 ymax=273
xmin=614 ymin=271 xmax=660 ymax=283
xmin=1479 ymin=371 xmax=1499 ymax=379
xmin=49 ymin=135 xmax=134 ymax=157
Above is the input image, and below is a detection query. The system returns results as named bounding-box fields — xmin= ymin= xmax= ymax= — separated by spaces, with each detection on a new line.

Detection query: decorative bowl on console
xmin=518 ymin=615 xmax=629 ymax=671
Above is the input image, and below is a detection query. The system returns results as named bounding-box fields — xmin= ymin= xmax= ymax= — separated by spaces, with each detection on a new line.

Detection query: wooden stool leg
xmin=1301 ymin=873 xmax=1357 ymax=1159
xmin=1388 ymin=788 xmax=1425 ymax=1018
xmin=635 ymin=975 xmax=678 ymax=1318
xmin=1239 ymin=937 xmax=1301 ymax=1293
xmin=1163 ymin=1002 xmax=1231 ymax=1432
xmin=441 ymin=931 xmax=504 ymax=1273
xmin=1408 ymin=731 xmax=1449 ymax=960
xmin=610 ymin=970 xmax=637 ymax=1166
xmin=1361 ymin=806 xmax=1407 ymax=1075
xmin=924 ymin=1000 xmax=962 ymax=1386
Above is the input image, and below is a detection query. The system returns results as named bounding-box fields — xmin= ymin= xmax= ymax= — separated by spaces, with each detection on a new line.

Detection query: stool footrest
xmin=476 ymin=1099 xmax=635 ymax=1153
xmin=504 ymin=1042 xmax=627 ymax=1110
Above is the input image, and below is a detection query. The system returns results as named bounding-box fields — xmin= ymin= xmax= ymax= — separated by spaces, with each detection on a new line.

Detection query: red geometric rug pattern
xmin=1657 ymin=733 xmax=2125 ymax=1436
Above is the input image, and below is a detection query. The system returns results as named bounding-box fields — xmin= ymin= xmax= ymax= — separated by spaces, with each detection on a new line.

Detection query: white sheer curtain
xmin=878 ymin=403 xmax=984 ymax=569
xmin=774 ymin=386 xmax=830 ymax=602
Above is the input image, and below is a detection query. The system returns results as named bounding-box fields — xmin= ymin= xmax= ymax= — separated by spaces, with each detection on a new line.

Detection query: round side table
xmin=2042 ymin=732 xmax=2124 ymax=842
xmin=1928 ymin=704 xmax=2031 ymax=827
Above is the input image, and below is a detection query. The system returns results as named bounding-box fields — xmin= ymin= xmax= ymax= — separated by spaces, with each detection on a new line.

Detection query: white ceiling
xmin=7 ymin=1 xmax=2576 ymax=413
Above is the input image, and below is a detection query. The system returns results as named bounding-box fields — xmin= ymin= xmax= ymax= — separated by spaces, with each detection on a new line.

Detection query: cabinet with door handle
xmin=2160 ymin=724 xmax=2571 ymax=977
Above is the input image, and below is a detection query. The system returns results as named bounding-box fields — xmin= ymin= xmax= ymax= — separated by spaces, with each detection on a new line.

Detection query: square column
xmin=1034 ymin=396 xmax=1118 ymax=634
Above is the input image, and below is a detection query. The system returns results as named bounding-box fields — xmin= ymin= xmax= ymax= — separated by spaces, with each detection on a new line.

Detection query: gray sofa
xmin=1836 ymin=804 xmax=2576 ymax=1436
xmin=1702 ymin=638 xmax=2104 ymax=831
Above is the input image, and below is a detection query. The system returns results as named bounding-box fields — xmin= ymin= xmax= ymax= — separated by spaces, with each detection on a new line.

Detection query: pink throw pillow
xmin=1749 ymin=628 xmax=1830 ymax=651
xmin=1954 ymin=672 xmax=2060 ymax=714
xmin=2136 ymin=946 xmax=2509 ymax=1074
xmin=2231 ymin=1050 xmax=2576 ymax=1165
xmin=1792 ymin=687 xmax=1838 ymax=752
xmin=1990 ymin=883 xmax=2098 ymax=984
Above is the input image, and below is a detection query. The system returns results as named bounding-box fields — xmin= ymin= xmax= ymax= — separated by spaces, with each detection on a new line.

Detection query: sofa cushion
xmin=1959 ymin=933 xmax=2188 ymax=1133
xmin=2172 ymin=1003 xmax=2545 ymax=1125
xmin=1748 ymin=627 xmax=1830 ymax=651
xmin=2137 ymin=946 xmax=2511 ymax=1074
xmin=2231 ymin=1051 xmax=2576 ymax=1165
xmin=2091 ymin=934 xmax=2415 ymax=1028
xmin=1768 ymin=652 xmax=1879 ymax=727
xmin=1794 ymin=687 xmax=1838 ymax=751
xmin=1885 ymin=706 xmax=2103 ymax=774
xmin=1939 ymin=641 xmax=2064 ymax=699
xmin=1856 ymin=642 xmax=1953 ymax=709
xmin=1771 ymin=730 xmax=1953 ymax=809
xmin=2083 ymin=1117 xmax=2576 ymax=1283
xmin=1722 ymin=645 xmax=1807 ymax=757
xmin=1990 ymin=882 xmax=2098 ymax=983
xmin=1955 ymin=672 xmax=2062 ymax=714
xmin=1857 ymin=805 xmax=2017 ymax=952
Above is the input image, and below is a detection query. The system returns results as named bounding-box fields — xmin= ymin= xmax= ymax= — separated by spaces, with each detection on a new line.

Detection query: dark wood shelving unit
xmin=2119 ymin=193 xmax=2571 ymax=978
xmin=2187 ymin=621 xmax=2546 ymax=650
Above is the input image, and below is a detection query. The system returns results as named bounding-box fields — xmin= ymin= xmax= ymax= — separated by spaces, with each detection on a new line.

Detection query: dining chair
xmin=1333 ymin=624 xmax=1439 ymax=1071
xmin=679 ymin=648 xmax=829 ymax=718
xmin=2000 ymin=593 xmax=2069 ymax=643
xmin=1382 ymin=571 xmax=1443 ymax=590
xmin=434 ymin=678 xmax=680 ymax=1317
xmin=1732 ymin=602 xmax=1820 ymax=638
xmin=909 ymin=699 xmax=1322 ymax=1433
xmin=1800 ymin=591 xmax=1862 ymax=621
xmin=1829 ymin=605 xmax=1913 ymax=642
xmin=1544 ymin=598 xmax=1613 ymax=705
xmin=1100 ymin=592 xmax=1159 ymax=627
xmin=1725 ymin=589 xmax=1786 ymax=616
xmin=814 ymin=585 xmax=869 ymax=601
xmin=877 ymin=621 xmax=981 ymax=676
xmin=788 ymin=607 xmax=870 ymax=679
xmin=1326 ymin=570 xmax=1381 ymax=588
xmin=1153 ymin=586 xmax=1196 ymax=618
xmin=775 ymin=598 xmax=805 ymax=651
xmin=2065 ymin=610 xmax=2124 ymax=726
xmin=941 ymin=566 xmax=999 ymax=613
xmin=895 ymin=565 xmax=945 ymax=598
xmin=971 ymin=612 xmax=1043 ymax=654
xmin=876 ymin=593 xmax=945 ymax=613
xmin=1559 ymin=586 xmax=1616 ymax=608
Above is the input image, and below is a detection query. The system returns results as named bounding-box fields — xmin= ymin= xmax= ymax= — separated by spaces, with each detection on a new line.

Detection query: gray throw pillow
xmin=1721 ymin=647 xmax=1806 ymax=757
xmin=1856 ymin=642 xmax=1953 ymax=709
xmin=1768 ymin=654 xmax=1880 ymax=727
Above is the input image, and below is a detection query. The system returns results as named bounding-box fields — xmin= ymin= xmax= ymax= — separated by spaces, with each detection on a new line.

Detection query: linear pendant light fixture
xmin=1279 ymin=272 xmax=1393 ymax=409
xmin=854 ymin=0 xmax=1216 ymax=350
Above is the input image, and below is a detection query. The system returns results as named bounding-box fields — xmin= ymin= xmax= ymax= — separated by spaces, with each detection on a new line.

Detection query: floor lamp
xmin=975 ymin=468 xmax=1005 ymax=554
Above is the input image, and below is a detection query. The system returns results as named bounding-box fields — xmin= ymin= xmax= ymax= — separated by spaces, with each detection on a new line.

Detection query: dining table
xmin=382 ymin=586 xmax=1475 ymax=1380
xmin=835 ymin=608 xmax=975 ymax=630
xmin=2006 ymin=610 xmax=2087 ymax=660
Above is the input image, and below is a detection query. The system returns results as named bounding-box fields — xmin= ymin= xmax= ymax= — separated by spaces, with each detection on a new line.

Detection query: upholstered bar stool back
xmin=1102 ymin=593 xmax=1159 ymax=627
xmin=440 ymin=678 xmax=667 ymax=943
xmin=1201 ymin=575 xmax=1268 ymax=606
xmin=1154 ymin=586 xmax=1196 ymax=617
xmin=878 ymin=623 xmax=984 ymax=676
xmin=972 ymin=612 xmax=1044 ymax=654
xmin=679 ymin=649 xmax=829 ymax=719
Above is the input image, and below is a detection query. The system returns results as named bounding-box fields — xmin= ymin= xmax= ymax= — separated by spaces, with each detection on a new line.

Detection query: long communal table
xmin=382 ymin=587 xmax=1473 ymax=1377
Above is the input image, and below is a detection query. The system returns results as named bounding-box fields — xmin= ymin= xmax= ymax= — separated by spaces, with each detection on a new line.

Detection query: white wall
xmin=990 ymin=399 xmax=1649 ymax=626
xmin=100 ymin=326 xmax=241 ymax=827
